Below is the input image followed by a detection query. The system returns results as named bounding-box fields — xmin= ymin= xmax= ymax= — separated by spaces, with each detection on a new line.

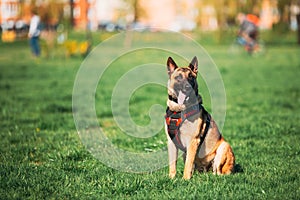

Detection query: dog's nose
xmin=185 ymin=84 xmax=191 ymax=90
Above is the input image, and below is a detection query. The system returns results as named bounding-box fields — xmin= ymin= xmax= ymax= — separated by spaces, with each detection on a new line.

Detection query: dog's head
xmin=167 ymin=56 xmax=201 ymax=108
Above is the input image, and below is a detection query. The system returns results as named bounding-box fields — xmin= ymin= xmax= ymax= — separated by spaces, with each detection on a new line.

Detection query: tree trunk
xmin=70 ymin=0 xmax=74 ymax=29
xmin=297 ymin=14 xmax=300 ymax=45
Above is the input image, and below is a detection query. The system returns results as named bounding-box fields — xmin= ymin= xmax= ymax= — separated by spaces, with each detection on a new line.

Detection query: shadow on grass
xmin=234 ymin=163 xmax=244 ymax=174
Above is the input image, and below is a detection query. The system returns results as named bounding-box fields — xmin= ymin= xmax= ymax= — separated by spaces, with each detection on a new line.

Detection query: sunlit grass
xmin=0 ymin=32 xmax=299 ymax=199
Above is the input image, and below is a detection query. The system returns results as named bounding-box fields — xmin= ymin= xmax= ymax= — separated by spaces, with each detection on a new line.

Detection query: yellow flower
xmin=79 ymin=41 xmax=89 ymax=55
xmin=1 ymin=31 xmax=16 ymax=42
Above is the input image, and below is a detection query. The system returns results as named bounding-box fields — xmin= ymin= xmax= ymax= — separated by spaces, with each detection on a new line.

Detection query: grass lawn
xmin=0 ymin=31 xmax=299 ymax=199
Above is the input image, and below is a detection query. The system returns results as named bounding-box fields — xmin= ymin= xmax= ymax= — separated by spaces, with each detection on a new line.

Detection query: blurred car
xmin=127 ymin=22 xmax=150 ymax=32
xmin=1 ymin=20 xmax=15 ymax=31
xmin=98 ymin=21 xmax=126 ymax=32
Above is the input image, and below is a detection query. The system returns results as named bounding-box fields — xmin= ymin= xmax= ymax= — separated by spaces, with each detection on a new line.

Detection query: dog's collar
xmin=165 ymin=103 xmax=211 ymax=152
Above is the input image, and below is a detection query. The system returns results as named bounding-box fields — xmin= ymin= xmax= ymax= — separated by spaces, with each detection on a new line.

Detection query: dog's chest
xmin=179 ymin=117 xmax=200 ymax=146
xmin=180 ymin=117 xmax=221 ymax=158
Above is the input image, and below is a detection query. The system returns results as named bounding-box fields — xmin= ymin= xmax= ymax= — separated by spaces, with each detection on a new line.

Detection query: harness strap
xmin=165 ymin=103 xmax=211 ymax=152
xmin=165 ymin=110 xmax=186 ymax=151
xmin=200 ymin=113 xmax=211 ymax=146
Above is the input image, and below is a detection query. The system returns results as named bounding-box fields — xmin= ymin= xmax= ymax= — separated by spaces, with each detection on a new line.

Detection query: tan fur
xmin=165 ymin=57 xmax=235 ymax=180
xmin=167 ymin=99 xmax=185 ymax=112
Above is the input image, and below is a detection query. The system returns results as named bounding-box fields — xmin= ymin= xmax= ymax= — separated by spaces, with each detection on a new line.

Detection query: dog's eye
xmin=188 ymin=73 xmax=193 ymax=79
xmin=175 ymin=74 xmax=183 ymax=81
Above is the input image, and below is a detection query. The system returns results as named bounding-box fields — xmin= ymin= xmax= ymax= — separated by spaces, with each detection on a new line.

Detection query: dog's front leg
xmin=183 ymin=138 xmax=200 ymax=180
xmin=167 ymin=138 xmax=178 ymax=179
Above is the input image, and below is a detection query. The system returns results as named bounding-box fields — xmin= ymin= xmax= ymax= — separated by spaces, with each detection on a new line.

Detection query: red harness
xmin=165 ymin=103 xmax=211 ymax=152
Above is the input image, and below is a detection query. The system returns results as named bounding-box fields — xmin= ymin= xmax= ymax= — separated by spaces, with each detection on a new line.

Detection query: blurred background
xmin=0 ymin=0 xmax=299 ymax=49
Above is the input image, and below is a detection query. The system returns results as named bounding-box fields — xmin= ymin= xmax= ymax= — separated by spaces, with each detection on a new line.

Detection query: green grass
xmin=0 ymin=32 xmax=300 ymax=199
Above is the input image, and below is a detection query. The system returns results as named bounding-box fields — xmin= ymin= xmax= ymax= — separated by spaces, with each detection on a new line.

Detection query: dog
xmin=165 ymin=56 xmax=235 ymax=180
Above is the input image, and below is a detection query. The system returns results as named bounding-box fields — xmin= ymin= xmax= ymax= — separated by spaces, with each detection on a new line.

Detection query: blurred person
xmin=28 ymin=9 xmax=41 ymax=57
xmin=237 ymin=13 xmax=260 ymax=53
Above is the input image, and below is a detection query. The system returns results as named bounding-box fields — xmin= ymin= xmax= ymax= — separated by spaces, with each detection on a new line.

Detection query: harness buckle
xmin=174 ymin=118 xmax=182 ymax=126
xmin=166 ymin=117 xmax=182 ymax=126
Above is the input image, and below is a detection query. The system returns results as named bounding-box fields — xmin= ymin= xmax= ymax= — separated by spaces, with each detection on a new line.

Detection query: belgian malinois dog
xmin=165 ymin=56 xmax=235 ymax=179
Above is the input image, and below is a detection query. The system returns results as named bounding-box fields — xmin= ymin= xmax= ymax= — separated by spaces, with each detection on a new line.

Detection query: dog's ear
xmin=188 ymin=56 xmax=198 ymax=75
xmin=167 ymin=57 xmax=178 ymax=77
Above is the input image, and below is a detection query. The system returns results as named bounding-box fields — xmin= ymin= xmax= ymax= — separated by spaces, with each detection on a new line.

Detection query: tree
xmin=297 ymin=14 xmax=300 ymax=44
xmin=277 ymin=0 xmax=293 ymax=20
xmin=39 ymin=0 xmax=64 ymax=28
xmin=123 ymin=0 xmax=145 ymax=23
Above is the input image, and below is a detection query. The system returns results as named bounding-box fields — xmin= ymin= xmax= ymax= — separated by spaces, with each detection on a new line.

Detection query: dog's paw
xmin=183 ymin=173 xmax=192 ymax=180
xmin=169 ymin=172 xmax=176 ymax=179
